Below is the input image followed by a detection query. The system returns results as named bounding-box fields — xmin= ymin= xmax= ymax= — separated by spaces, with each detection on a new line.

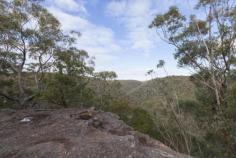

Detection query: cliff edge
xmin=0 ymin=108 xmax=190 ymax=158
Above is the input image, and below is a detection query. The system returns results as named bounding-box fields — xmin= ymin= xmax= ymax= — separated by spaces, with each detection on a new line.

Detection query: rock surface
xmin=0 ymin=108 xmax=190 ymax=158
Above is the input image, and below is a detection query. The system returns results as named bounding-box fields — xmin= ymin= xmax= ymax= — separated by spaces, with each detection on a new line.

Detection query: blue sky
xmin=44 ymin=0 xmax=200 ymax=81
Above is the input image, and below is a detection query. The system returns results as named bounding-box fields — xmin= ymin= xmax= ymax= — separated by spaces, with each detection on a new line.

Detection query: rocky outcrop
xmin=0 ymin=108 xmax=191 ymax=158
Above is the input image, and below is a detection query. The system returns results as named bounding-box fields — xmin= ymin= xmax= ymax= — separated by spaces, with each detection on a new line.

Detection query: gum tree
xmin=150 ymin=0 xmax=236 ymax=113
xmin=0 ymin=0 xmax=62 ymax=107
xmin=0 ymin=0 xmax=94 ymax=108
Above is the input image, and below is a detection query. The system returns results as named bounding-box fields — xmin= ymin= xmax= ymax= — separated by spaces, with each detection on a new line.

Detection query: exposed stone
xmin=0 ymin=108 xmax=191 ymax=158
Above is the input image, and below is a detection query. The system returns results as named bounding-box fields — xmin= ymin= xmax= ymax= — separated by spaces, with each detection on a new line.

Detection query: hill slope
xmin=119 ymin=80 xmax=143 ymax=93
xmin=119 ymin=76 xmax=196 ymax=112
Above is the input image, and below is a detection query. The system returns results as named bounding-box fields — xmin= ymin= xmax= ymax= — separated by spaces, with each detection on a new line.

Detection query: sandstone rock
xmin=0 ymin=108 xmax=191 ymax=158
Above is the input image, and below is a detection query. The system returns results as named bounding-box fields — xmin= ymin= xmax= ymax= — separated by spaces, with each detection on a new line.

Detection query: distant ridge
xmin=119 ymin=76 xmax=196 ymax=111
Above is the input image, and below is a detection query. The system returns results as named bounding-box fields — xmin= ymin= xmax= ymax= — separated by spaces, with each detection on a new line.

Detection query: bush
xmin=108 ymin=101 xmax=160 ymax=139
xmin=41 ymin=74 xmax=94 ymax=108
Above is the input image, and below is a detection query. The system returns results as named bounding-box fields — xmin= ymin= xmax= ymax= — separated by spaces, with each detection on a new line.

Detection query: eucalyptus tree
xmin=0 ymin=0 xmax=93 ymax=108
xmin=0 ymin=0 xmax=62 ymax=107
xmin=43 ymin=48 xmax=94 ymax=107
xmin=150 ymin=1 xmax=236 ymax=156
xmin=150 ymin=0 xmax=236 ymax=113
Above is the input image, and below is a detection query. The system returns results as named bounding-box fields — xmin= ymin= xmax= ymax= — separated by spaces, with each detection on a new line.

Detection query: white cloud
xmin=105 ymin=0 xmax=199 ymax=56
xmin=106 ymin=1 xmax=127 ymax=17
xmin=48 ymin=0 xmax=87 ymax=14
xmin=106 ymin=0 xmax=159 ymax=55
xmin=47 ymin=6 xmax=121 ymax=71
xmin=48 ymin=7 xmax=88 ymax=31
xmin=44 ymin=0 xmax=195 ymax=80
xmin=104 ymin=0 xmax=197 ymax=79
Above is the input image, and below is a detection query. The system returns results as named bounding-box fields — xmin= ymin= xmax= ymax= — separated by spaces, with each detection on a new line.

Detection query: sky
xmin=43 ymin=0 xmax=200 ymax=81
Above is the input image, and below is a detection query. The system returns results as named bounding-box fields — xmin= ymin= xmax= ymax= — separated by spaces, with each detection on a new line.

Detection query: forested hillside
xmin=1 ymin=0 xmax=236 ymax=158
xmin=119 ymin=80 xmax=142 ymax=93
xmin=121 ymin=76 xmax=195 ymax=109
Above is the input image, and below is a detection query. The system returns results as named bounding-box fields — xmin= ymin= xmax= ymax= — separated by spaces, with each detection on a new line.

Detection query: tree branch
xmin=0 ymin=91 xmax=18 ymax=102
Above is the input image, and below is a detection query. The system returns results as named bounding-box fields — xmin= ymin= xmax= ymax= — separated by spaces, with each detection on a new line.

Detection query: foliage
xmin=42 ymin=74 xmax=86 ymax=107
xmin=0 ymin=0 xmax=94 ymax=108
xmin=1 ymin=0 xmax=236 ymax=157
xmin=150 ymin=0 xmax=236 ymax=157
xmin=90 ymin=71 xmax=123 ymax=109
xmin=125 ymin=76 xmax=196 ymax=108
xmin=150 ymin=0 xmax=236 ymax=113
xmin=0 ymin=0 xmax=62 ymax=107
xmin=40 ymin=48 xmax=94 ymax=107
xmin=108 ymin=101 xmax=159 ymax=139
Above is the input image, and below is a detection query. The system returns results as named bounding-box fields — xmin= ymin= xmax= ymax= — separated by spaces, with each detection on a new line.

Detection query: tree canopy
xmin=150 ymin=0 xmax=236 ymax=113
xmin=0 ymin=0 xmax=94 ymax=108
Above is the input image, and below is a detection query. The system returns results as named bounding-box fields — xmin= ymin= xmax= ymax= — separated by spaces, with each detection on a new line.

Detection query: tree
xmin=43 ymin=48 xmax=94 ymax=107
xmin=94 ymin=71 xmax=117 ymax=81
xmin=146 ymin=61 xmax=196 ymax=155
xmin=150 ymin=1 xmax=236 ymax=157
xmin=0 ymin=0 xmax=94 ymax=108
xmin=92 ymin=71 xmax=121 ymax=108
xmin=150 ymin=0 xmax=236 ymax=113
xmin=0 ymin=0 xmax=62 ymax=107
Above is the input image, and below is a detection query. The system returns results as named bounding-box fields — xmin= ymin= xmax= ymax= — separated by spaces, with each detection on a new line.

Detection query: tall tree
xmin=0 ymin=0 xmax=62 ymax=107
xmin=150 ymin=0 xmax=236 ymax=113
xmin=0 ymin=0 xmax=94 ymax=108
xmin=43 ymin=48 xmax=94 ymax=107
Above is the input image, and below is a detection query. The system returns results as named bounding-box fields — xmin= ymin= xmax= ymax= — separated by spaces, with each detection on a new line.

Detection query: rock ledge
xmin=0 ymin=108 xmax=190 ymax=158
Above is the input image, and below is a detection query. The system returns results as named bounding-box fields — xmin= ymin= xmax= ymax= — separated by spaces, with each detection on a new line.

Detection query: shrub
xmin=108 ymin=102 xmax=160 ymax=139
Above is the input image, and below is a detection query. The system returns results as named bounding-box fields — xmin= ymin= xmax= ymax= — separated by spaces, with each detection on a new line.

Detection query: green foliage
xmin=54 ymin=48 xmax=93 ymax=76
xmin=150 ymin=0 xmax=236 ymax=113
xmin=41 ymin=48 xmax=94 ymax=107
xmin=40 ymin=73 xmax=96 ymax=108
xmin=124 ymin=76 xmax=196 ymax=109
xmin=178 ymin=100 xmax=203 ymax=116
xmin=156 ymin=60 xmax=165 ymax=68
xmin=0 ymin=0 xmax=62 ymax=107
xmin=108 ymin=102 xmax=159 ymax=139
xmin=42 ymin=74 xmax=76 ymax=107
xmin=149 ymin=6 xmax=185 ymax=34
xmin=150 ymin=1 xmax=236 ymax=157
xmin=94 ymin=71 xmax=117 ymax=80
xmin=89 ymin=71 xmax=123 ymax=109
xmin=176 ymin=81 xmax=236 ymax=157
xmin=0 ymin=0 xmax=94 ymax=108
xmin=1 ymin=1 xmax=236 ymax=158
xmin=119 ymin=80 xmax=142 ymax=93
xmin=226 ymin=74 xmax=236 ymax=120
xmin=150 ymin=2 xmax=236 ymax=71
